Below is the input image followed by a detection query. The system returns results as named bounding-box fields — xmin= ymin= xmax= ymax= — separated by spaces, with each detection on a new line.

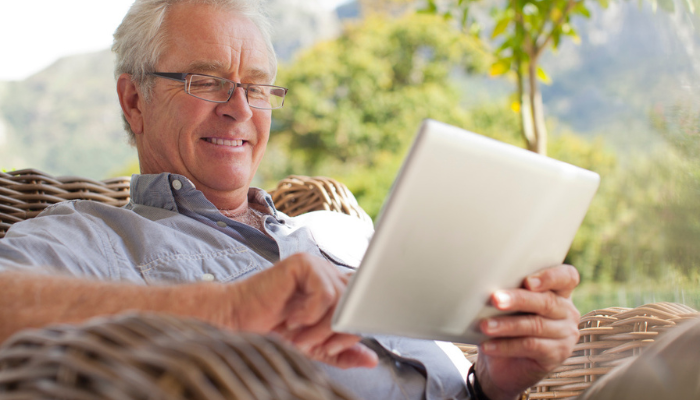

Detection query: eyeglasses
xmin=151 ymin=72 xmax=288 ymax=110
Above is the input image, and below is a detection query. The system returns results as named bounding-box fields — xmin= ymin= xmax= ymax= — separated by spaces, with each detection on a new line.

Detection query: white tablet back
xmin=332 ymin=119 xmax=600 ymax=344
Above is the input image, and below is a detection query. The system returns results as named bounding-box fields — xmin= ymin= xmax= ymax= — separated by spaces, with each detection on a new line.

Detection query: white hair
xmin=112 ymin=0 xmax=277 ymax=143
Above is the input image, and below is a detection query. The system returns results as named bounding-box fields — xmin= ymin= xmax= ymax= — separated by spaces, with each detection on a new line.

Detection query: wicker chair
xmin=0 ymin=169 xmax=130 ymax=238
xmin=1 ymin=169 xmax=699 ymax=399
xmin=0 ymin=313 xmax=356 ymax=400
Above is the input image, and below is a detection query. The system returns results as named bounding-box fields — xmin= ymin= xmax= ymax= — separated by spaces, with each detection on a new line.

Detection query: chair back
xmin=0 ymin=169 xmax=131 ymax=239
xmin=0 ymin=170 xmax=370 ymax=239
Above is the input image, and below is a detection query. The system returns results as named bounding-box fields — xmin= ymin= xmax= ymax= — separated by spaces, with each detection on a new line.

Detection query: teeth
xmin=206 ymin=138 xmax=243 ymax=147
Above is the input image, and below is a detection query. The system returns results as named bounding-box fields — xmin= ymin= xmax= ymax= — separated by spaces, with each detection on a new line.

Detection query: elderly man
xmin=0 ymin=0 xmax=581 ymax=399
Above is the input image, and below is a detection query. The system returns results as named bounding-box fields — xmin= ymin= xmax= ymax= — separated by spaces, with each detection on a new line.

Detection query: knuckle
xmin=295 ymin=252 xmax=314 ymax=265
xmin=528 ymin=315 xmax=545 ymax=336
xmin=572 ymin=325 xmax=581 ymax=343
xmin=567 ymin=265 xmax=581 ymax=286
xmin=542 ymin=291 xmax=559 ymax=315
xmin=557 ymin=341 xmax=574 ymax=363
xmin=319 ymin=287 xmax=335 ymax=303
xmin=521 ymin=337 xmax=541 ymax=353
xmin=571 ymin=318 xmax=581 ymax=339
xmin=571 ymin=306 xmax=582 ymax=322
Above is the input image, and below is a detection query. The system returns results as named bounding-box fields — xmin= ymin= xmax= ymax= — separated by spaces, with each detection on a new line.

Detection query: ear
xmin=117 ymin=73 xmax=145 ymax=135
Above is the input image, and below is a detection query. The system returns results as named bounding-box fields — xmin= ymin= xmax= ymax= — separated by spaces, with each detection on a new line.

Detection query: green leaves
xmin=490 ymin=57 xmax=512 ymax=76
xmin=536 ymin=66 xmax=552 ymax=84
xmin=491 ymin=15 xmax=512 ymax=38
xmin=573 ymin=1 xmax=592 ymax=17
xmin=418 ymin=0 xmax=438 ymax=13
xmin=264 ymin=13 xmax=494 ymax=217
xmin=271 ymin=13 xmax=489 ymax=168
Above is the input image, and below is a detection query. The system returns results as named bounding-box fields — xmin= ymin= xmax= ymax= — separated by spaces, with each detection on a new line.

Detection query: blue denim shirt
xmin=0 ymin=173 xmax=470 ymax=399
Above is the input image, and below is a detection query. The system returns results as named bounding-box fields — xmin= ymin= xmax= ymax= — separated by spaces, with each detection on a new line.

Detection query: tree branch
xmin=533 ymin=0 xmax=581 ymax=60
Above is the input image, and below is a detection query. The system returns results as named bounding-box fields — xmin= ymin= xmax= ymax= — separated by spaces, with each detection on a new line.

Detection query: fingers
xmin=284 ymin=255 xmax=346 ymax=330
xmin=275 ymin=320 xmax=376 ymax=369
xmin=524 ymin=264 xmax=580 ymax=298
xmin=490 ymin=288 xmax=579 ymax=320
xmin=289 ymin=307 xmax=347 ymax=354
xmin=474 ymin=264 xmax=582 ymax=398
xmin=312 ymin=342 xmax=379 ymax=369
xmin=479 ymin=336 xmax=579 ymax=371
xmin=480 ymin=313 xmax=579 ymax=339
xmin=225 ymin=254 xmax=377 ymax=369
xmin=228 ymin=253 xmax=345 ymax=334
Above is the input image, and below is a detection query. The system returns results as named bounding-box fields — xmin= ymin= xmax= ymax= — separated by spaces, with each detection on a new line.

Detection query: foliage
xmin=566 ymin=98 xmax=700 ymax=284
xmin=574 ymin=275 xmax=700 ymax=314
xmin=548 ymin=132 xmax=618 ymax=281
xmin=262 ymin=11 xmax=699 ymax=289
xmin=262 ymin=13 xmax=493 ymax=217
xmin=271 ymin=13 xmax=490 ymax=168
xmin=421 ymin=0 xmax=606 ymax=155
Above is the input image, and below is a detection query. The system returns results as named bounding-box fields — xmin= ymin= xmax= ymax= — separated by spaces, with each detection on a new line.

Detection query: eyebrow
xmin=246 ymin=68 xmax=274 ymax=84
xmin=185 ymin=61 xmax=273 ymax=84
xmin=185 ymin=61 xmax=224 ymax=74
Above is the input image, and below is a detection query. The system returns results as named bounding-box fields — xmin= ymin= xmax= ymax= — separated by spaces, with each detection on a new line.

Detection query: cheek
xmin=254 ymin=112 xmax=272 ymax=141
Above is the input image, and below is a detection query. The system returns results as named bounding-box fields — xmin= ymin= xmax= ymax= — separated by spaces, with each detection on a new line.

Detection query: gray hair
xmin=112 ymin=0 xmax=277 ymax=144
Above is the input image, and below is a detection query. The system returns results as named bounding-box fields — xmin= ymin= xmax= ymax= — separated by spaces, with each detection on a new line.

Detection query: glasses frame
xmin=151 ymin=72 xmax=288 ymax=110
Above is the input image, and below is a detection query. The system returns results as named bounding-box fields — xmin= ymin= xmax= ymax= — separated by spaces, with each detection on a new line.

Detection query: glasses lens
xmin=188 ymin=75 xmax=233 ymax=102
xmin=247 ymin=85 xmax=286 ymax=109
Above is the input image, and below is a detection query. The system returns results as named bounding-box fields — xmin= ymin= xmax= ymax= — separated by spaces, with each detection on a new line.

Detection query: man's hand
xmin=476 ymin=264 xmax=581 ymax=400
xmin=224 ymin=253 xmax=378 ymax=370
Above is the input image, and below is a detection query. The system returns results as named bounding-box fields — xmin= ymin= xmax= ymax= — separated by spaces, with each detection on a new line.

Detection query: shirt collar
xmin=129 ymin=173 xmax=279 ymax=218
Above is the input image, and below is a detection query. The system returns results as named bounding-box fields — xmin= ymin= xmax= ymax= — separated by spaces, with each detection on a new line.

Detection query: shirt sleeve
xmin=0 ymin=202 xmax=118 ymax=280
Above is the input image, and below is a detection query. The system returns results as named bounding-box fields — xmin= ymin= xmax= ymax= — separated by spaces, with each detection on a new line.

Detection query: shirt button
xmin=202 ymin=273 xmax=215 ymax=282
xmin=392 ymin=349 xmax=402 ymax=357
xmin=171 ymin=180 xmax=183 ymax=190
xmin=216 ymin=221 xmax=227 ymax=228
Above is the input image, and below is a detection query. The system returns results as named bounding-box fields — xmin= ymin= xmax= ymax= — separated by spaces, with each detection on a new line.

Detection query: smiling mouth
xmin=204 ymin=138 xmax=245 ymax=147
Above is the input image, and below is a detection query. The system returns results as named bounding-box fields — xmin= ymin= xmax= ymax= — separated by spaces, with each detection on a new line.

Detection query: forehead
xmin=159 ymin=3 xmax=272 ymax=82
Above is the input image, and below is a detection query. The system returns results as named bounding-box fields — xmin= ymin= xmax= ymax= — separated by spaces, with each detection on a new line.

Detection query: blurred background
xmin=2 ymin=0 xmax=700 ymax=313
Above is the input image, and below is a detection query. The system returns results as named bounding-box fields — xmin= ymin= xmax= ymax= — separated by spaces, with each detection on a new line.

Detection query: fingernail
xmin=327 ymin=344 xmax=344 ymax=356
xmin=486 ymin=319 xmax=499 ymax=331
xmin=528 ymin=277 xmax=542 ymax=289
xmin=298 ymin=342 xmax=313 ymax=353
xmin=483 ymin=342 xmax=496 ymax=352
xmin=286 ymin=321 xmax=301 ymax=331
xmin=494 ymin=291 xmax=511 ymax=308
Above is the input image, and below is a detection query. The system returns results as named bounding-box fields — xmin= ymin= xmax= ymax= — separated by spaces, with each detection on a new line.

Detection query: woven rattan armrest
xmin=0 ymin=313 xmax=356 ymax=400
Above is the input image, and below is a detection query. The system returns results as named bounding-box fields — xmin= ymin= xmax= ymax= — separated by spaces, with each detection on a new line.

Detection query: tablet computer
xmin=331 ymin=119 xmax=600 ymax=344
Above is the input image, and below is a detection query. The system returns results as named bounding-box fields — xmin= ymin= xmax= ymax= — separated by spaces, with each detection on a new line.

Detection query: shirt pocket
xmin=136 ymin=246 xmax=261 ymax=285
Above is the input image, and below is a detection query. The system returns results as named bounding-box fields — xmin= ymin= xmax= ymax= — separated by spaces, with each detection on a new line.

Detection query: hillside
xmin=0 ymin=50 xmax=134 ymax=178
xmin=0 ymin=2 xmax=698 ymax=177
xmin=0 ymin=1 xmax=342 ymax=179
xmin=541 ymin=1 xmax=700 ymax=151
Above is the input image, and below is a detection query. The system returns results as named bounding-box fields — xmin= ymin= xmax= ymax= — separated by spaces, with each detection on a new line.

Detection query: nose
xmin=216 ymin=84 xmax=253 ymax=121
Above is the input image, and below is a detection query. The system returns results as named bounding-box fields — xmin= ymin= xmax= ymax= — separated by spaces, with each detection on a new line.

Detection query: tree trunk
xmin=527 ymin=58 xmax=548 ymax=155
xmin=514 ymin=3 xmax=535 ymax=152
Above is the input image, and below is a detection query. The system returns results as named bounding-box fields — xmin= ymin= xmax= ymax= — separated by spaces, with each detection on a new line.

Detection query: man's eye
xmin=247 ymin=86 xmax=267 ymax=97
xmin=190 ymin=78 xmax=224 ymax=90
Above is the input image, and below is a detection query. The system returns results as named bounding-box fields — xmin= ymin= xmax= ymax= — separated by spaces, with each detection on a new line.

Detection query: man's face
xmin=135 ymin=3 xmax=273 ymax=207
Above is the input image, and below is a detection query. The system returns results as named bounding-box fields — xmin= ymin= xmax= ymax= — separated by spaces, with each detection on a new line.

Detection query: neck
xmin=200 ymin=186 xmax=250 ymax=213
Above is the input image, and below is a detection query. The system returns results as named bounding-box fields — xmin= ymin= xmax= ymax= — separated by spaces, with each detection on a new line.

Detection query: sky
xmin=0 ymin=0 xmax=349 ymax=82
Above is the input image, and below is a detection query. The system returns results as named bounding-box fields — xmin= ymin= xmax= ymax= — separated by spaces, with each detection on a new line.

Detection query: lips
xmin=203 ymin=137 xmax=245 ymax=147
